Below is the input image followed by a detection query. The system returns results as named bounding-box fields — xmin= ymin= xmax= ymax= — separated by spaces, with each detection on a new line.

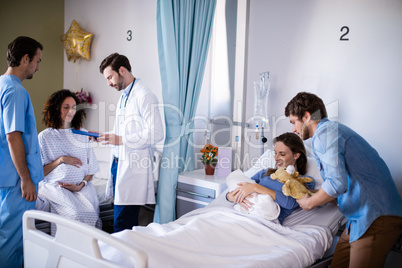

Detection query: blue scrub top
xmin=312 ymin=118 xmax=402 ymax=242
xmin=0 ymin=75 xmax=43 ymax=187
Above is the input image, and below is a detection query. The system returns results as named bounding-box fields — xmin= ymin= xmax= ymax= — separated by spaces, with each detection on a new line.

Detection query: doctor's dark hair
xmin=7 ymin=36 xmax=43 ymax=67
xmin=42 ymin=89 xmax=86 ymax=130
xmin=99 ymin=53 xmax=132 ymax=74
xmin=266 ymin=132 xmax=307 ymax=176
xmin=285 ymin=92 xmax=327 ymax=121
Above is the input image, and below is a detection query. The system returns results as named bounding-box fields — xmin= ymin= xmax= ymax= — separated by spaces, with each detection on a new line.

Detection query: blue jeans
xmin=110 ymin=158 xmax=141 ymax=233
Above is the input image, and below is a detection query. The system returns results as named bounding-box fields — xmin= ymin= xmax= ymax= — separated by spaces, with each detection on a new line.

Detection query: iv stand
xmin=258 ymin=71 xmax=269 ymax=156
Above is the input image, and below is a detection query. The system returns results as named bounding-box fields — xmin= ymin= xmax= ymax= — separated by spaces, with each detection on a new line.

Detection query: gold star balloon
xmin=61 ymin=20 xmax=94 ymax=62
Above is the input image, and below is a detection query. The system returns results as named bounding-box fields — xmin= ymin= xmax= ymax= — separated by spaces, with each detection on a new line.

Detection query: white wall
xmin=64 ymin=0 xmax=402 ymax=194
xmin=63 ymin=0 xmax=163 ymax=150
xmin=245 ymin=0 xmax=402 ymax=193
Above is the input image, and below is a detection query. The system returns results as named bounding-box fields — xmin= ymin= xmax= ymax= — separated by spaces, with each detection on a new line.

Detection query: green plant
xmin=200 ymin=144 xmax=218 ymax=165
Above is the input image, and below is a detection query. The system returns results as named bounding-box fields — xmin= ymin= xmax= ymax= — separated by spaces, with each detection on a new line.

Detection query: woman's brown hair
xmin=42 ymin=89 xmax=86 ymax=129
xmin=266 ymin=132 xmax=308 ymax=176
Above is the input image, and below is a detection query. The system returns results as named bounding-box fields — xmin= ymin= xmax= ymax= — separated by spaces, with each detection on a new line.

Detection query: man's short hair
xmin=99 ymin=53 xmax=132 ymax=74
xmin=7 ymin=36 xmax=43 ymax=67
xmin=285 ymin=92 xmax=328 ymax=121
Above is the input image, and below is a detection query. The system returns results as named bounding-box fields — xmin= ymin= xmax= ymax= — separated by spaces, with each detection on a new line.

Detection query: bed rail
xmin=23 ymin=210 xmax=147 ymax=268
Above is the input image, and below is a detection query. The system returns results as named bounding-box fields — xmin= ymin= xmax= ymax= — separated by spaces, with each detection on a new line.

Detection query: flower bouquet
xmin=200 ymin=144 xmax=218 ymax=175
xmin=75 ymin=88 xmax=92 ymax=105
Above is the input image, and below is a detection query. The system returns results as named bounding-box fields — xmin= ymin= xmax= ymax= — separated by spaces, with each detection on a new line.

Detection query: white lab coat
xmin=105 ymin=79 xmax=164 ymax=205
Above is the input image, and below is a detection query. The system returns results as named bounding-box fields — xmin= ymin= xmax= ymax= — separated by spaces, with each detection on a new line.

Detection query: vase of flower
xmin=204 ymin=163 xmax=216 ymax=175
xmin=200 ymin=144 xmax=218 ymax=176
xmin=75 ymin=88 xmax=92 ymax=107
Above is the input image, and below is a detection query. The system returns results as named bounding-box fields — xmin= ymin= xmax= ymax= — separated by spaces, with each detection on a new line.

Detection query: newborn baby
xmin=226 ymin=169 xmax=280 ymax=221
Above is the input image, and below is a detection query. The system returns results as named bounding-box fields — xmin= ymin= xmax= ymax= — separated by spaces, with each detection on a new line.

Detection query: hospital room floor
xmin=102 ymin=205 xmax=155 ymax=234
xmin=138 ymin=205 xmax=155 ymax=226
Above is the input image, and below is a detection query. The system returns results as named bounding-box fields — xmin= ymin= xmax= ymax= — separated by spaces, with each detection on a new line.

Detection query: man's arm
xmin=6 ymin=131 xmax=37 ymax=202
xmin=297 ymin=188 xmax=336 ymax=211
xmin=98 ymin=133 xmax=122 ymax=145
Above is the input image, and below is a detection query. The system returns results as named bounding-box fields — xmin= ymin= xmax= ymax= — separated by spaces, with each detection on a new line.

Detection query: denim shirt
xmin=251 ymin=169 xmax=315 ymax=223
xmin=312 ymin=118 xmax=402 ymax=242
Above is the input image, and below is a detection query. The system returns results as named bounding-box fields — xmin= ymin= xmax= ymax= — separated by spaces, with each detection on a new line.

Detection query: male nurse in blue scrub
xmin=0 ymin=36 xmax=44 ymax=268
xmin=285 ymin=92 xmax=402 ymax=268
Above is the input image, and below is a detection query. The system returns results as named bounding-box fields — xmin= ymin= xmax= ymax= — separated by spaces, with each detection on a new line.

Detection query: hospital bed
xmin=26 ymin=149 xmax=347 ymax=267
xmin=24 ymin=196 xmax=344 ymax=267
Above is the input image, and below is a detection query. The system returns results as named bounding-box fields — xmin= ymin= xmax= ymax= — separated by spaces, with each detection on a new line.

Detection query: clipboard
xmin=70 ymin=129 xmax=100 ymax=138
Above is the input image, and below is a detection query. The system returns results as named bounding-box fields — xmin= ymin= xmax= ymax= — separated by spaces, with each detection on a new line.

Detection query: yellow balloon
xmin=61 ymin=20 xmax=94 ymax=62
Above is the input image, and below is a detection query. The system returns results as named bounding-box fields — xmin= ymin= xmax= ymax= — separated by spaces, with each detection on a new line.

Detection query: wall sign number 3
xmin=340 ymin=26 xmax=349 ymax=41
xmin=127 ymin=30 xmax=133 ymax=41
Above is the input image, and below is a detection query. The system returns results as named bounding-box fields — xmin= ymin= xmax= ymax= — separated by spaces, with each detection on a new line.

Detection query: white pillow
xmin=243 ymin=149 xmax=323 ymax=190
xmin=303 ymin=139 xmax=325 ymax=189
xmin=95 ymin=162 xmax=111 ymax=180
xmin=243 ymin=149 xmax=275 ymax=178
xmin=92 ymin=146 xmax=112 ymax=163
xmin=306 ymin=157 xmax=323 ymax=190
xmin=92 ymin=146 xmax=112 ymax=180
xmin=227 ymin=169 xmax=257 ymax=191
xmin=303 ymin=138 xmax=314 ymax=158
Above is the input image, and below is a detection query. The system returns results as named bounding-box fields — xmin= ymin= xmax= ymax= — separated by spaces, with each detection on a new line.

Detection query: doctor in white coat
xmin=98 ymin=53 xmax=164 ymax=232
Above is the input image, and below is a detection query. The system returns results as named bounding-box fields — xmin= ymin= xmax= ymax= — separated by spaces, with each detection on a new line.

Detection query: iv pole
xmin=258 ymin=71 xmax=269 ymax=156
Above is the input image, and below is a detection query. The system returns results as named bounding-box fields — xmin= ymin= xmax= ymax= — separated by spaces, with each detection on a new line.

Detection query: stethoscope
xmin=119 ymin=78 xmax=135 ymax=109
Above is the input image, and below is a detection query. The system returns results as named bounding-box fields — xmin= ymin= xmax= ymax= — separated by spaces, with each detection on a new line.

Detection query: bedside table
xmin=176 ymin=169 xmax=228 ymax=218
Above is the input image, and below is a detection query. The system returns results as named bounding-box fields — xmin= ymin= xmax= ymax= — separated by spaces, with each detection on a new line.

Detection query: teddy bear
xmin=270 ymin=166 xmax=314 ymax=199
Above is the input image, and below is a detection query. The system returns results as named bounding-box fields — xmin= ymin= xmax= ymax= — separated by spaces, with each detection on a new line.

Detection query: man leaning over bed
xmin=285 ymin=92 xmax=402 ymax=268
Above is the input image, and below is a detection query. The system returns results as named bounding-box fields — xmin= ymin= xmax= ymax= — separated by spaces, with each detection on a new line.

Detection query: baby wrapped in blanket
xmin=226 ymin=169 xmax=280 ymax=221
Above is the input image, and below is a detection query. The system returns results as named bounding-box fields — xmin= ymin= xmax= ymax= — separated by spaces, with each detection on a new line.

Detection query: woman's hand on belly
xmin=60 ymin=156 xmax=83 ymax=168
xmin=57 ymin=181 xmax=84 ymax=192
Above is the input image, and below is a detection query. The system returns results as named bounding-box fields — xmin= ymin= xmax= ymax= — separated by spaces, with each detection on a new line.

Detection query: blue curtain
xmin=154 ymin=0 xmax=216 ymax=224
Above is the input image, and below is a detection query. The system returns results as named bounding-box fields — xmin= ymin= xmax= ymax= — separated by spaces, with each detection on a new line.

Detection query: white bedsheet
xmin=100 ymin=193 xmax=341 ymax=268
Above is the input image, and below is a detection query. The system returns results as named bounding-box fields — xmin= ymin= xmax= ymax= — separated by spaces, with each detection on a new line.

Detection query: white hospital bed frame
xmin=26 ymin=149 xmax=343 ymax=267
xmin=23 ymin=210 xmax=146 ymax=268
xmin=24 ymin=208 xmax=345 ymax=268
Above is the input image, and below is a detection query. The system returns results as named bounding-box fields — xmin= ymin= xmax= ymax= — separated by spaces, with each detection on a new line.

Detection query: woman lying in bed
xmin=92 ymin=132 xmax=325 ymax=267
xmin=226 ymin=132 xmax=315 ymax=224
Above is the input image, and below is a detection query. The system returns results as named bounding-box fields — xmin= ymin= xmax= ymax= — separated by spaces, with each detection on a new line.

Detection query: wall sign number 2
xmin=340 ymin=26 xmax=350 ymax=41
xmin=127 ymin=30 xmax=133 ymax=41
